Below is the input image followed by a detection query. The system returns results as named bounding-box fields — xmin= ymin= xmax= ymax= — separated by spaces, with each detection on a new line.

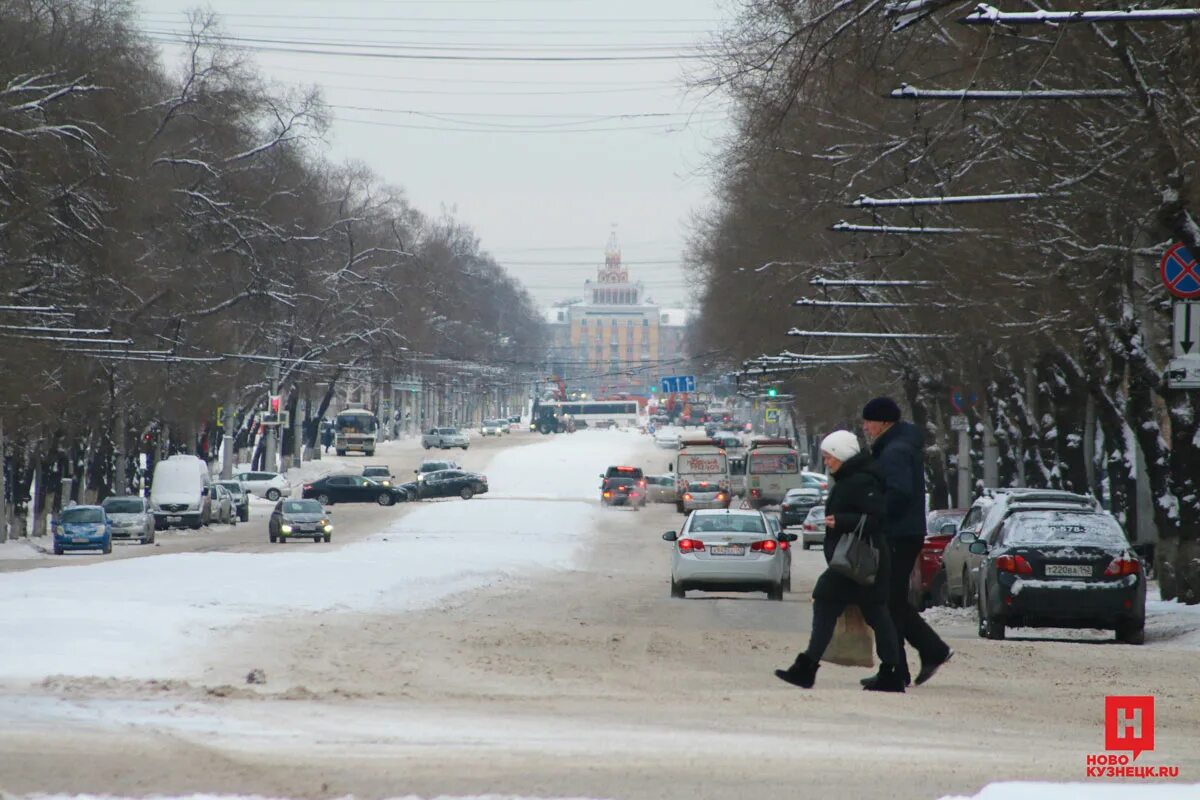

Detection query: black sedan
xmin=301 ymin=474 xmax=409 ymax=506
xmin=970 ymin=509 xmax=1146 ymax=644
xmin=779 ymin=487 xmax=822 ymax=528
xmin=411 ymin=469 xmax=488 ymax=500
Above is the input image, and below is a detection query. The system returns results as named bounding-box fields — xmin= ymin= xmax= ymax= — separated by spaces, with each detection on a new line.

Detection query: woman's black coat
xmin=812 ymin=450 xmax=892 ymax=607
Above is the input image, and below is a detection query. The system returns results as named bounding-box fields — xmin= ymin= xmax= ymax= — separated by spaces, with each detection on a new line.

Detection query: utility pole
xmin=221 ymin=385 xmax=236 ymax=479
xmin=264 ymin=360 xmax=279 ymax=472
xmin=0 ymin=418 xmax=7 ymax=542
xmin=291 ymin=393 xmax=303 ymax=469
xmin=957 ymin=426 xmax=971 ymax=506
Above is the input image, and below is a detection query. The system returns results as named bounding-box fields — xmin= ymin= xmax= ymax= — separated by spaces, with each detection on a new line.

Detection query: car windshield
xmin=363 ymin=468 xmax=388 ymax=476
xmin=101 ymin=498 xmax=144 ymax=514
xmin=421 ymin=462 xmax=452 ymax=472
xmin=284 ymin=500 xmax=323 ymax=514
xmin=437 ymin=428 xmax=459 ymax=435
xmin=1003 ymin=511 xmax=1127 ymax=547
xmin=690 ymin=514 xmax=765 ymax=534
xmin=62 ymin=508 xmax=104 ymax=524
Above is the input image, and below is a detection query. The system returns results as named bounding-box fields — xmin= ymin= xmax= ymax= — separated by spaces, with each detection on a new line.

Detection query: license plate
xmin=1045 ymin=564 xmax=1092 ymax=577
xmin=709 ymin=545 xmax=746 ymax=556
xmin=167 ymin=516 xmax=182 ymax=522
xmin=73 ymin=537 xmax=90 ymax=544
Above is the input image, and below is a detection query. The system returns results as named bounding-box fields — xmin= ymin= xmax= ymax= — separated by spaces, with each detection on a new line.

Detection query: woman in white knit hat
xmin=774 ymin=430 xmax=905 ymax=692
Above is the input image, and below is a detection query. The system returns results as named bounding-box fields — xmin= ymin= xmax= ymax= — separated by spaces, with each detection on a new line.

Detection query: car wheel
xmin=962 ymin=568 xmax=975 ymax=607
xmin=670 ymin=578 xmax=685 ymax=599
xmin=782 ymin=573 xmax=792 ymax=593
xmin=1115 ymin=621 xmax=1145 ymax=645
xmin=323 ymin=534 xmax=332 ymax=543
xmin=460 ymin=486 xmax=474 ymax=500
xmin=103 ymin=541 xmax=112 ymax=555
xmin=313 ymin=536 xmax=321 ymax=543
xmin=978 ymin=588 xmax=1005 ymax=640
xmin=377 ymin=493 xmax=395 ymax=506
xmin=317 ymin=493 xmax=332 ymax=506
xmin=240 ymin=507 xmax=250 ymax=523
xmin=54 ymin=545 xmax=63 ymax=555
xmin=190 ymin=520 xmax=202 ymax=531
xmin=767 ymin=583 xmax=784 ymax=601
xmin=930 ymin=569 xmax=949 ymax=607
xmin=365 ymin=450 xmax=375 ymax=457
xmin=337 ymin=449 xmax=347 ymax=456
xmin=266 ymin=489 xmax=281 ymax=502
xmin=142 ymin=533 xmax=155 ymax=545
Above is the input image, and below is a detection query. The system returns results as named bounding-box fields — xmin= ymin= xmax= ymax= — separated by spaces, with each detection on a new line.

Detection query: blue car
xmin=52 ymin=505 xmax=113 ymax=555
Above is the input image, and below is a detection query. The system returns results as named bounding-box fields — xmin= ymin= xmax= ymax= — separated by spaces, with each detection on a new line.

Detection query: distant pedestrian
xmin=860 ymin=397 xmax=953 ymax=688
xmin=774 ymin=430 xmax=905 ymax=692
xmin=321 ymin=424 xmax=334 ymax=454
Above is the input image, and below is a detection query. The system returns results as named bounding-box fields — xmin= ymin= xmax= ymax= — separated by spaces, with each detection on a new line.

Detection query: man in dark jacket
xmin=861 ymin=396 xmax=953 ymax=687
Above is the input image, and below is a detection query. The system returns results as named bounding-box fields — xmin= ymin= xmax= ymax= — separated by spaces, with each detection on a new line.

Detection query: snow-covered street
xmin=1 ymin=432 xmax=1198 ymax=800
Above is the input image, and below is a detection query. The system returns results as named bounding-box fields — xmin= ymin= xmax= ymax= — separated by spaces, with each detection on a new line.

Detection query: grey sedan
xmin=269 ymin=498 xmax=333 ymax=543
xmin=100 ymin=495 xmax=155 ymax=544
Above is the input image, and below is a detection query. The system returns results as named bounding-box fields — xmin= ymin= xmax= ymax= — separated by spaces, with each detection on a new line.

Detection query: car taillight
xmin=751 ymin=540 xmax=778 ymax=553
xmin=750 ymin=489 xmax=762 ymax=497
xmin=996 ymin=555 xmax=1033 ymax=575
xmin=682 ymin=493 xmax=693 ymax=501
xmin=678 ymin=538 xmax=705 ymax=553
xmin=1104 ymin=557 xmax=1141 ymax=577
xmin=779 ymin=540 xmax=789 ymax=550
xmin=716 ymin=493 xmax=727 ymax=501
xmin=303 ymin=484 xmax=313 ymax=491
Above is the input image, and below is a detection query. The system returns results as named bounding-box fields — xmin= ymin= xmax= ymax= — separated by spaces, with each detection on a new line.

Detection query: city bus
xmin=334 ymin=408 xmax=378 ymax=456
xmin=533 ymin=400 xmax=640 ymax=432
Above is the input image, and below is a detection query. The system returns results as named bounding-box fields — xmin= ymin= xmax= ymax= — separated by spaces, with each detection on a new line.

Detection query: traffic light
xmin=269 ymin=394 xmax=282 ymax=413
xmin=767 ymin=387 xmax=778 ymax=397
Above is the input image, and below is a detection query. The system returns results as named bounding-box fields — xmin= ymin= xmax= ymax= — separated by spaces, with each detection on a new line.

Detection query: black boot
xmin=863 ymin=663 xmax=906 ymax=693
xmin=915 ymin=648 xmax=953 ymax=686
xmin=860 ymin=665 xmax=911 ymax=689
xmin=774 ymin=654 xmax=820 ymax=689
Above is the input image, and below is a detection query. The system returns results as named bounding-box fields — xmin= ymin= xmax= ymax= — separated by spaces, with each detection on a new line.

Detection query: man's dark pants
xmin=888 ymin=536 xmax=950 ymax=670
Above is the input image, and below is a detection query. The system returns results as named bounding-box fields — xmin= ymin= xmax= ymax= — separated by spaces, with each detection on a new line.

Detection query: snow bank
xmin=0 ymin=433 xmax=638 ymax=681
xmin=1145 ymin=586 xmax=1200 ymax=648
xmin=941 ymin=782 xmax=1200 ymax=800
xmin=487 ymin=429 xmax=646 ymax=500
xmin=0 ymin=537 xmax=46 ymax=560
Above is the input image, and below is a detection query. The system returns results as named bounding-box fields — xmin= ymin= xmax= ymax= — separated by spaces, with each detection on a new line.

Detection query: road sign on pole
xmin=950 ymin=414 xmax=970 ymax=431
xmin=1160 ymin=243 xmax=1200 ymax=299
xmin=765 ymin=408 xmax=780 ymax=423
xmin=660 ymin=375 xmax=697 ymax=394
xmin=1174 ymin=301 xmax=1200 ymax=357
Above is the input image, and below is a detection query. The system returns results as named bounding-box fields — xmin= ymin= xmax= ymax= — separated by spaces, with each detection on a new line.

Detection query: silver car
xmin=681 ymin=480 xmax=731 ymax=512
xmin=663 ymin=509 xmax=788 ymax=601
xmin=214 ymin=480 xmax=250 ymax=522
xmin=269 ymin=498 xmax=333 ymax=543
xmin=800 ymin=505 xmax=825 ymax=550
xmin=210 ymin=483 xmax=235 ymax=525
xmin=764 ymin=513 xmax=794 ymax=593
xmin=100 ymin=495 xmax=155 ymax=544
xmin=645 ymin=475 xmax=677 ymax=504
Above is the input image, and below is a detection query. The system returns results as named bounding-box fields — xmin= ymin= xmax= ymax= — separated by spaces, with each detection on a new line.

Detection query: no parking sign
xmin=1160 ymin=243 xmax=1200 ymax=298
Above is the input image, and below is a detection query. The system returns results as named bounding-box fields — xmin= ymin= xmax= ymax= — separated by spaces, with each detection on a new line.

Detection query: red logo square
xmin=1105 ymin=695 xmax=1154 ymax=761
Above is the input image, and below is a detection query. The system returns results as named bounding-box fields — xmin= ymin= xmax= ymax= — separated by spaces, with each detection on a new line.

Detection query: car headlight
xmin=323 ymin=524 xmax=333 ymax=533
xmin=281 ymin=524 xmax=293 ymax=533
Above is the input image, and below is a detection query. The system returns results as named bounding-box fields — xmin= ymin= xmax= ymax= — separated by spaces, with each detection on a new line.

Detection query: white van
xmin=746 ymin=438 xmax=803 ymax=508
xmin=150 ymin=454 xmax=213 ymax=530
xmin=672 ymin=439 xmax=730 ymax=512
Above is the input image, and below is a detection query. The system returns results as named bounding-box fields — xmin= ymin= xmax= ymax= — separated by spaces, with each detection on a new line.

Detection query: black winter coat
xmin=812 ymin=450 xmax=892 ymax=606
xmin=870 ymin=420 xmax=927 ymax=541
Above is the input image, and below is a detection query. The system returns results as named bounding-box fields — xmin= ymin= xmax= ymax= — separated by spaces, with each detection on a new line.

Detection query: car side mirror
xmin=784 ymin=533 xmax=799 ymax=542
xmin=959 ymin=532 xmax=978 ymax=544
xmin=941 ymin=523 xmax=959 ymax=535
xmin=325 ymin=508 xmax=334 ymax=515
xmin=662 ymin=531 xmax=678 ymax=542
xmin=968 ymin=541 xmax=988 ymax=555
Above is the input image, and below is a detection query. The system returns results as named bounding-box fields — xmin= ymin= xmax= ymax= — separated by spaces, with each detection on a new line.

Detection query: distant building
xmin=542 ymin=232 xmax=688 ymax=397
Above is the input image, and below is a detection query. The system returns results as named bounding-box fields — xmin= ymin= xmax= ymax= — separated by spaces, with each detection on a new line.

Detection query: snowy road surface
xmin=1 ymin=430 xmax=1198 ymax=800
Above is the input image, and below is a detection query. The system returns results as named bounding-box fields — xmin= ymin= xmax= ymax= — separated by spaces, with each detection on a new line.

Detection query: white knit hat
xmin=820 ymin=430 xmax=861 ymax=462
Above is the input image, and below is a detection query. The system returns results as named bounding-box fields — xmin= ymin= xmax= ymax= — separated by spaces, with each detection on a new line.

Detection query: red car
xmin=909 ymin=509 xmax=969 ymax=609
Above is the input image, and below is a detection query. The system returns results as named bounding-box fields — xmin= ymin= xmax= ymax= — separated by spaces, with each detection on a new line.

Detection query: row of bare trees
xmin=0 ymin=1 xmax=542 ymax=532
xmin=687 ymin=1 xmax=1200 ymax=602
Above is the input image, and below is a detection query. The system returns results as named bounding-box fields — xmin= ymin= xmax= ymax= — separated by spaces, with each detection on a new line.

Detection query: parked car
xmin=422 ymin=427 xmax=469 ymax=450
xmin=680 ymin=480 xmax=730 ymax=512
xmin=232 ymin=470 xmax=291 ymax=502
xmin=779 ymin=487 xmax=822 ymax=528
xmin=210 ymin=483 xmax=235 ymax=525
xmin=943 ymin=489 xmax=1100 ymax=606
xmin=361 ymin=465 xmax=395 ymax=486
xmin=481 ymin=419 xmax=505 ymax=437
xmin=662 ymin=509 xmax=793 ymax=601
xmin=601 ymin=476 xmax=644 ymax=508
xmin=213 ymin=480 xmax=250 ymax=522
xmin=151 ymin=454 xmax=213 ymax=530
xmin=908 ymin=508 xmax=969 ymax=608
xmin=644 ymin=475 xmax=677 ymax=504
xmin=411 ymin=469 xmax=488 ymax=500
xmin=302 ymin=474 xmax=409 ymax=506
xmin=799 ymin=505 xmax=825 ymax=550
xmin=971 ymin=509 xmax=1145 ymax=644
xmin=100 ymin=495 xmax=155 ymax=544
xmin=268 ymin=498 xmax=333 ymax=543
xmin=52 ymin=504 xmax=112 ymax=555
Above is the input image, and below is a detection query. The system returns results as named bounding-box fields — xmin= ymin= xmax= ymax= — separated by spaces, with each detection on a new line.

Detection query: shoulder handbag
xmin=829 ymin=514 xmax=880 ymax=586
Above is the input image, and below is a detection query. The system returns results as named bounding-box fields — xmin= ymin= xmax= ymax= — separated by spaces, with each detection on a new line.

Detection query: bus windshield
xmin=336 ymin=412 xmax=377 ymax=433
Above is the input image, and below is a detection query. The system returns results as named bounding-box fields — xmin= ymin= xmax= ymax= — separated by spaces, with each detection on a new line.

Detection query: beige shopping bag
xmin=822 ymin=606 xmax=875 ymax=668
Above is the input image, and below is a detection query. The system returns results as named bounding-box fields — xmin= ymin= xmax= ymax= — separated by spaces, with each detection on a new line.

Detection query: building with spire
xmin=542 ymin=230 xmax=688 ymax=397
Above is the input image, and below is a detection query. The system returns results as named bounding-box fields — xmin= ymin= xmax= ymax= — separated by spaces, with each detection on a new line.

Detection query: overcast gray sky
xmin=137 ymin=0 xmax=733 ymax=309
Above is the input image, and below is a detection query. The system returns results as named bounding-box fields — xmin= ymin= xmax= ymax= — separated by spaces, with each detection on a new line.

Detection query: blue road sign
xmin=660 ymin=375 xmax=697 ymax=394
xmin=1161 ymin=243 xmax=1200 ymax=299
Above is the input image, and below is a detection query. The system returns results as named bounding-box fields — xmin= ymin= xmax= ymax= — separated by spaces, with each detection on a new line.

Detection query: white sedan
xmin=663 ymin=509 xmax=795 ymax=601
xmin=232 ymin=470 xmax=292 ymax=501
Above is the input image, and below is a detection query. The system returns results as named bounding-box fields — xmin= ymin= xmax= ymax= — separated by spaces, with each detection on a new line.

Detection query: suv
xmin=362 ymin=465 xmax=395 ymax=486
xmin=602 ymin=465 xmax=645 ymax=489
xmin=233 ymin=470 xmax=291 ymax=501
xmin=942 ymin=489 xmax=1100 ymax=605
xmin=601 ymin=476 xmax=645 ymax=508
xmin=422 ymin=427 xmax=469 ymax=450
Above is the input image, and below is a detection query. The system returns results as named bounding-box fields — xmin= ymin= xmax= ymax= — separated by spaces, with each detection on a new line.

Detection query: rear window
xmin=102 ymin=498 xmax=144 ymax=514
xmin=748 ymin=452 xmax=799 ymax=474
xmin=690 ymin=515 xmax=766 ymax=534
xmin=363 ymin=467 xmax=389 ymax=476
xmin=606 ymin=478 xmax=635 ymax=488
xmin=806 ymin=506 xmax=825 ymax=520
xmin=1002 ymin=512 xmax=1127 ymax=547
xmin=927 ymin=512 xmax=964 ymax=533
xmin=687 ymin=481 xmax=718 ymax=491
xmin=62 ymin=507 xmax=104 ymax=524
xmin=437 ymin=428 xmax=459 ymax=435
